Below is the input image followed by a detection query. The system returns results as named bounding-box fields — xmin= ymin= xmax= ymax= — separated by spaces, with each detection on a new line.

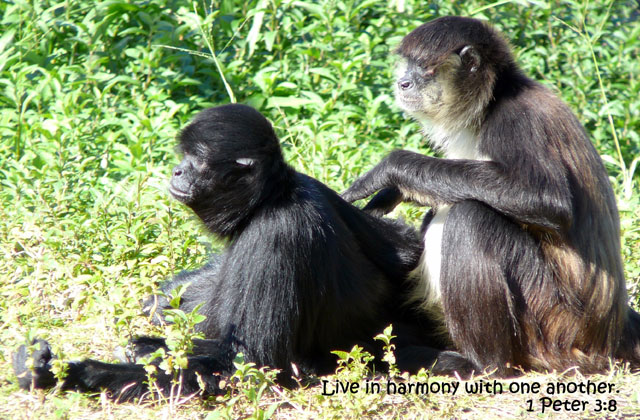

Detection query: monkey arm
xmin=342 ymin=149 xmax=572 ymax=234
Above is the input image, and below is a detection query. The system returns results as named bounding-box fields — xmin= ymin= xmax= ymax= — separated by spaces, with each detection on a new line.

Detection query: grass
xmin=1 ymin=0 xmax=639 ymax=418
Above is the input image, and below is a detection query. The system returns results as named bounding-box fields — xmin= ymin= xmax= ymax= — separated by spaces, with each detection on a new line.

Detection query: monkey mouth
xmin=168 ymin=184 xmax=191 ymax=201
xmin=395 ymin=93 xmax=423 ymax=111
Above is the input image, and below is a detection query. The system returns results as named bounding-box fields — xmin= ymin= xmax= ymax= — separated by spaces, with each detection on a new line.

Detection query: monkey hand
xmin=362 ymin=187 xmax=404 ymax=216
xmin=342 ymin=158 xmax=395 ymax=203
xmin=13 ymin=339 xmax=58 ymax=390
xmin=342 ymin=150 xmax=415 ymax=204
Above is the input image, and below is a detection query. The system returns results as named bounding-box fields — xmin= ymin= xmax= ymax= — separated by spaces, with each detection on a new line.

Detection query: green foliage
xmin=206 ymin=353 xmax=281 ymax=420
xmin=137 ymin=285 xmax=207 ymax=400
xmin=324 ymin=345 xmax=382 ymax=417
xmin=161 ymin=285 xmax=207 ymax=357
xmin=332 ymin=345 xmax=376 ymax=380
xmin=0 ymin=0 xmax=639 ymax=418
xmin=375 ymin=325 xmax=399 ymax=378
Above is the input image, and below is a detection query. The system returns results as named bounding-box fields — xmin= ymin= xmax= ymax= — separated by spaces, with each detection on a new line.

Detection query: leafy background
xmin=0 ymin=0 xmax=639 ymax=418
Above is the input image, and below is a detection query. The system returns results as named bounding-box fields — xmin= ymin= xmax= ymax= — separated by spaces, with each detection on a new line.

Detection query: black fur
xmin=343 ymin=16 xmax=640 ymax=375
xmin=13 ymin=104 xmax=469 ymax=401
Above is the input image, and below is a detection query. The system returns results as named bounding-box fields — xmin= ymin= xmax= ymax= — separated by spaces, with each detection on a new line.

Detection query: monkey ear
xmin=459 ymin=45 xmax=481 ymax=73
xmin=235 ymin=157 xmax=256 ymax=167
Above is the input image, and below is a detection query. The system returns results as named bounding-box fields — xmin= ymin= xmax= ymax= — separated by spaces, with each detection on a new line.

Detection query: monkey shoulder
xmin=226 ymin=173 xmax=348 ymax=268
xmin=480 ymin=82 xmax=584 ymax=164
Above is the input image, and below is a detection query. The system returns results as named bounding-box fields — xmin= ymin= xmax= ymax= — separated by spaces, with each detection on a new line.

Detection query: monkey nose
xmin=173 ymin=168 xmax=183 ymax=177
xmin=398 ymin=78 xmax=413 ymax=90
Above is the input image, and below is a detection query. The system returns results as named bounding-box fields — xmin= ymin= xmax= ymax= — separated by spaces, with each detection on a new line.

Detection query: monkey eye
xmin=193 ymin=156 xmax=208 ymax=170
xmin=418 ymin=66 xmax=435 ymax=78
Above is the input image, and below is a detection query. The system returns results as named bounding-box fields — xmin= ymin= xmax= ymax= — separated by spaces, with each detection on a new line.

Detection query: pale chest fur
xmin=410 ymin=121 xmax=488 ymax=308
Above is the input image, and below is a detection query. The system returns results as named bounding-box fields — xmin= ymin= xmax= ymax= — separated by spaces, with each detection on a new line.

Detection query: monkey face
xmin=170 ymin=149 xmax=258 ymax=206
xmin=169 ymin=104 xmax=286 ymax=236
xmin=394 ymin=56 xmax=466 ymax=122
xmin=169 ymin=153 xmax=205 ymax=204
xmin=395 ymin=59 xmax=437 ymax=114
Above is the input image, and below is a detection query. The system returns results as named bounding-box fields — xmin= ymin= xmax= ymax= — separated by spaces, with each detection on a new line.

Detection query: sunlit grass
xmin=0 ymin=0 xmax=638 ymax=418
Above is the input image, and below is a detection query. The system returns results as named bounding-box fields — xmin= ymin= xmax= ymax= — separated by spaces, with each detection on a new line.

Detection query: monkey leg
xmin=439 ymin=200 xmax=545 ymax=375
xmin=14 ymin=338 xmax=229 ymax=401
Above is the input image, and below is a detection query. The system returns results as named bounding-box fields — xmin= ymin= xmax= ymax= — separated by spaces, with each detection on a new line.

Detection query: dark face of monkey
xmin=170 ymin=104 xmax=286 ymax=236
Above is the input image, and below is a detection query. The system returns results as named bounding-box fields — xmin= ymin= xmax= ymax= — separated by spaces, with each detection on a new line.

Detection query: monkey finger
xmin=341 ymin=179 xmax=379 ymax=203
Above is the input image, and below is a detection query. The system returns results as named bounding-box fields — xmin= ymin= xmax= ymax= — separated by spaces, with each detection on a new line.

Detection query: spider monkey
xmin=344 ymin=16 xmax=640 ymax=375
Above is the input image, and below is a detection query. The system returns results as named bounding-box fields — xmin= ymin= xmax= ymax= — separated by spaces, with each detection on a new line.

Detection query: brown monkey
xmin=344 ymin=16 xmax=640 ymax=375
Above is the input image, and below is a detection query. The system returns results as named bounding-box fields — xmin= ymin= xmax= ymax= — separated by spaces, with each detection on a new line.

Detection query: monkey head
xmin=170 ymin=104 xmax=286 ymax=236
xmin=394 ymin=16 xmax=515 ymax=131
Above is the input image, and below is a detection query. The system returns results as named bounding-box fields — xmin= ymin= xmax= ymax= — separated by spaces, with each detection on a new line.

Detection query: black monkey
xmin=14 ymin=104 xmax=469 ymax=401
xmin=343 ymin=16 xmax=640 ymax=375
